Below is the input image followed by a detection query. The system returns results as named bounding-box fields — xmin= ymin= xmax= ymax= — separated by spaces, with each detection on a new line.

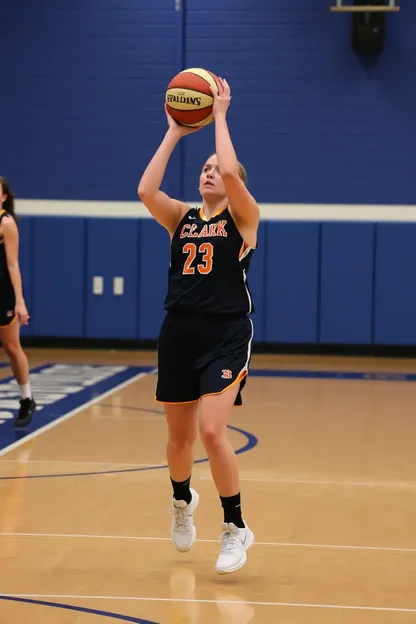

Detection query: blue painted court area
xmin=0 ymin=364 xmax=154 ymax=454
xmin=0 ymin=596 xmax=159 ymax=623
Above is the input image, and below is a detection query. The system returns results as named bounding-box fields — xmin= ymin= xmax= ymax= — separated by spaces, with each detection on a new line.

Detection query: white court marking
xmin=2 ymin=593 xmax=416 ymax=613
xmin=199 ymin=475 xmax=416 ymax=490
xmin=1 ymin=532 xmax=416 ymax=554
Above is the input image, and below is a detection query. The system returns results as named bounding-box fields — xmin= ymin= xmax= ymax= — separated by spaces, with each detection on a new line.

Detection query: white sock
xmin=19 ymin=382 xmax=31 ymax=400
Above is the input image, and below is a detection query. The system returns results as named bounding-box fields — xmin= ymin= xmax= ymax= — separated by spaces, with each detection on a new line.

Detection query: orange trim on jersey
xmin=0 ymin=315 xmax=17 ymax=329
xmin=239 ymin=241 xmax=249 ymax=259
xmin=199 ymin=204 xmax=228 ymax=222
xmin=154 ymin=396 xmax=199 ymax=405
xmin=200 ymin=368 xmax=248 ymax=400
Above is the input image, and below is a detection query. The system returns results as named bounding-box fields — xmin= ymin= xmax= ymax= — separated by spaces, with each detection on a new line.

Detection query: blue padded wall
xmin=85 ymin=219 xmax=140 ymax=339
xmin=319 ymin=223 xmax=374 ymax=344
xmin=138 ymin=220 xmax=171 ymax=340
xmin=31 ymin=217 xmax=85 ymax=337
xmin=265 ymin=222 xmax=320 ymax=344
xmin=374 ymin=223 xmax=416 ymax=346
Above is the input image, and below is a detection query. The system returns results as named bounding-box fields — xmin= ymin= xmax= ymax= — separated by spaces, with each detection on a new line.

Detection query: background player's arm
xmin=1 ymin=217 xmax=28 ymax=323
xmin=212 ymin=79 xmax=260 ymax=247
xmin=138 ymin=107 xmax=200 ymax=237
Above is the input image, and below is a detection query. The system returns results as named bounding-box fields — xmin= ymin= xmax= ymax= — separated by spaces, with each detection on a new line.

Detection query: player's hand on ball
xmin=211 ymin=77 xmax=231 ymax=119
xmin=165 ymin=104 xmax=201 ymax=137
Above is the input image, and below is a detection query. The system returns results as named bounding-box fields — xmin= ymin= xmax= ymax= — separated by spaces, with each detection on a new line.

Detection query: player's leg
xmin=199 ymin=384 xmax=254 ymax=574
xmin=164 ymin=401 xmax=200 ymax=552
xmin=0 ymin=318 xmax=36 ymax=428
xmin=199 ymin=383 xmax=241 ymax=499
xmin=156 ymin=312 xmax=201 ymax=552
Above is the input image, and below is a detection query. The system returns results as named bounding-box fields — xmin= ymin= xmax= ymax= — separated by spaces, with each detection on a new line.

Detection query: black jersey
xmin=0 ymin=209 xmax=15 ymax=326
xmin=0 ymin=210 xmax=12 ymax=281
xmin=164 ymin=205 xmax=255 ymax=316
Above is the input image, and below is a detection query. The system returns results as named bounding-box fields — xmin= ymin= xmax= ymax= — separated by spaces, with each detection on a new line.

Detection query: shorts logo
xmin=221 ymin=369 xmax=232 ymax=380
xmin=6 ymin=310 xmax=13 ymax=317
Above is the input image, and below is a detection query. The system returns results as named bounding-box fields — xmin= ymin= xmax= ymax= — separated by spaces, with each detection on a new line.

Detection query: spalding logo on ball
xmin=165 ymin=68 xmax=220 ymax=128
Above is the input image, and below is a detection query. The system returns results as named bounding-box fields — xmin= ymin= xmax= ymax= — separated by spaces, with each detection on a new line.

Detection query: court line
xmin=0 ymin=372 xmax=153 ymax=459
xmin=0 ymin=460 xmax=161 ymax=467
xmin=200 ymin=475 xmax=416 ymax=489
xmin=2 ymin=594 xmax=416 ymax=613
xmin=1 ymin=532 xmax=416 ymax=554
xmin=0 ymin=595 xmax=159 ymax=624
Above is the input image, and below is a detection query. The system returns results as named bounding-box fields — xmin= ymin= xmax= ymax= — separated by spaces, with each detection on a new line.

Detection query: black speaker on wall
xmin=352 ymin=0 xmax=385 ymax=54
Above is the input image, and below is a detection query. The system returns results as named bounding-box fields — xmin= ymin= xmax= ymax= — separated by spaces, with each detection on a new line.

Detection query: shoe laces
xmin=173 ymin=505 xmax=191 ymax=532
xmin=219 ymin=528 xmax=240 ymax=554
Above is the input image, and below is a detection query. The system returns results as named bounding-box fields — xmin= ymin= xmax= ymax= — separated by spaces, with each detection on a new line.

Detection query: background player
xmin=0 ymin=177 xmax=36 ymax=428
xmin=138 ymin=78 xmax=260 ymax=574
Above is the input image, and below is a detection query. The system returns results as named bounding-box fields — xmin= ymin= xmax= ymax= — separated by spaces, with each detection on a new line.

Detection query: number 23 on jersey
xmin=183 ymin=242 xmax=214 ymax=275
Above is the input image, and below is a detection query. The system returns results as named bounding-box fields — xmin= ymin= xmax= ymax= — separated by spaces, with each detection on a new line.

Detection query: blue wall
xmin=15 ymin=215 xmax=416 ymax=347
xmin=0 ymin=1 xmax=415 ymax=204
xmin=1 ymin=2 xmax=414 ymax=347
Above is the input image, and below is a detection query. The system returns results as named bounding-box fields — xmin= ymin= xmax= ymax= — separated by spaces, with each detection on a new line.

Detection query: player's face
xmin=0 ymin=184 xmax=6 ymax=205
xmin=199 ymin=156 xmax=226 ymax=199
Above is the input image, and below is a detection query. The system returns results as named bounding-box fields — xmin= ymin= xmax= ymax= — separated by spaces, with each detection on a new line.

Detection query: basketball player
xmin=138 ymin=77 xmax=259 ymax=574
xmin=0 ymin=177 xmax=36 ymax=428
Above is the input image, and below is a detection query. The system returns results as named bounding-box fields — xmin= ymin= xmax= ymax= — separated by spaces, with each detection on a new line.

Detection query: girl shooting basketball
xmin=138 ymin=76 xmax=260 ymax=574
xmin=0 ymin=177 xmax=36 ymax=428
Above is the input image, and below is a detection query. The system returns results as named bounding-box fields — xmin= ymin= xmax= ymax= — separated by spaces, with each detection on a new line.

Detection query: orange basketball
xmin=165 ymin=68 xmax=220 ymax=128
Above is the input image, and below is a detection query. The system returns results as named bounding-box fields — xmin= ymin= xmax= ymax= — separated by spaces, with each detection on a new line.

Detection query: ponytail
xmin=0 ymin=176 xmax=18 ymax=222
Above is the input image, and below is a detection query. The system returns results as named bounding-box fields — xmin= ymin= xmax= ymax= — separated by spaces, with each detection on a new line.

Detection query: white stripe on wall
xmin=15 ymin=199 xmax=416 ymax=222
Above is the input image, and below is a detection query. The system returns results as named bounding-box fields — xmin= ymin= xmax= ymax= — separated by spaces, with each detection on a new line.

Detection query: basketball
xmin=165 ymin=68 xmax=220 ymax=128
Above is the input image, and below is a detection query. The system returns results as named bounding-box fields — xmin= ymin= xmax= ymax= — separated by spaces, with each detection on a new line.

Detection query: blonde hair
xmin=206 ymin=154 xmax=248 ymax=186
xmin=237 ymin=161 xmax=248 ymax=186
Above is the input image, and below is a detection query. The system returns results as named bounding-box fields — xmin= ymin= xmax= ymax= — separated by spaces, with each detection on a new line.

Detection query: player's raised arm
xmin=137 ymin=106 xmax=200 ymax=236
xmin=211 ymin=78 xmax=260 ymax=248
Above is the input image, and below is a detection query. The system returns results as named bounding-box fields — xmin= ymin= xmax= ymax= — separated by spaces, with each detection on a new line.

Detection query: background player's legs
xmin=0 ymin=320 xmax=30 ymax=389
xmin=164 ymin=401 xmax=200 ymax=553
xmin=0 ymin=320 xmax=36 ymax=427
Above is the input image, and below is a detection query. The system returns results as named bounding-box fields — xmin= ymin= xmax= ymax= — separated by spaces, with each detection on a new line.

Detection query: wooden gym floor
xmin=0 ymin=348 xmax=416 ymax=623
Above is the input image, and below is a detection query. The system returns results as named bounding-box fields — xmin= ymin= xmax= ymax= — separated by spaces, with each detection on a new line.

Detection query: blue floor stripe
xmin=0 ymin=596 xmax=159 ymax=623
xmin=249 ymin=368 xmax=416 ymax=381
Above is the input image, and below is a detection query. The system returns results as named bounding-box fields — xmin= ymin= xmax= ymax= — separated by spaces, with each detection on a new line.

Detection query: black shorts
xmin=156 ymin=312 xmax=254 ymax=406
xmin=0 ymin=278 xmax=15 ymax=328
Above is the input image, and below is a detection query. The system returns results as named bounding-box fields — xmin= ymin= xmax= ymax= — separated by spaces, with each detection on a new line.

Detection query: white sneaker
xmin=171 ymin=488 xmax=199 ymax=553
xmin=216 ymin=522 xmax=254 ymax=575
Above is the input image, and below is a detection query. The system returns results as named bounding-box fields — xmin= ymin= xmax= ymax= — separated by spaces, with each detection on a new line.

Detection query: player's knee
xmin=199 ymin=422 xmax=226 ymax=451
xmin=2 ymin=339 xmax=21 ymax=360
xmin=168 ymin=431 xmax=197 ymax=452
